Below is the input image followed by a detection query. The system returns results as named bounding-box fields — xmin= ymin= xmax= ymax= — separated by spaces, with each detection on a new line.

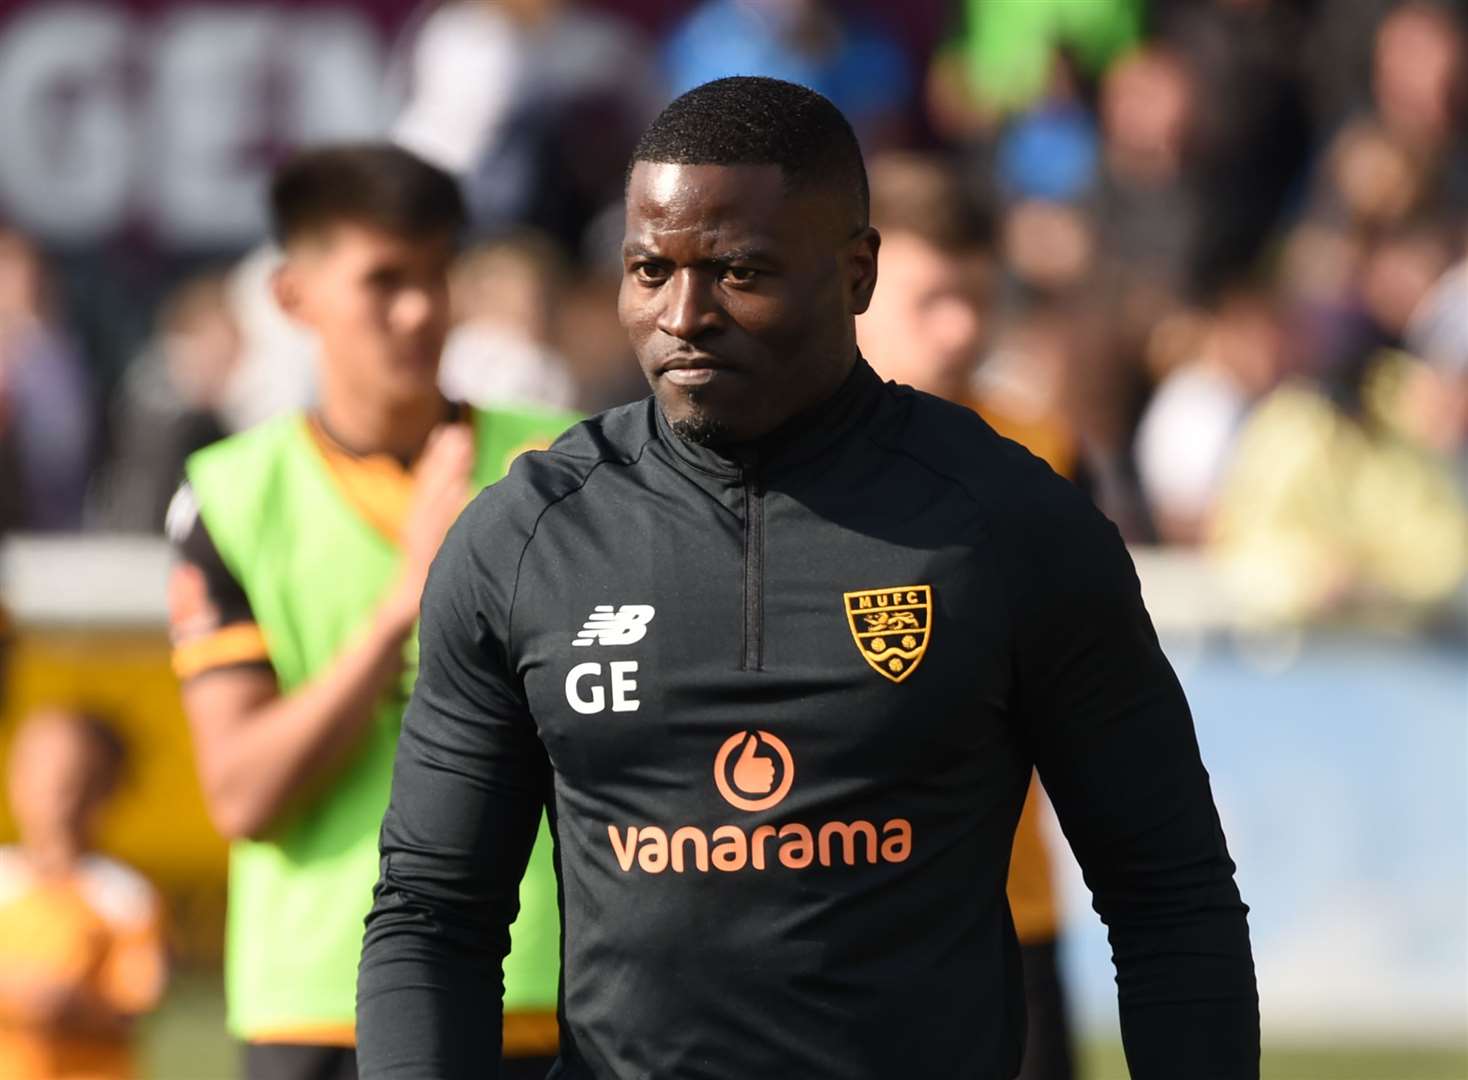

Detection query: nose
xmin=392 ymin=287 xmax=434 ymax=335
xmin=656 ymin=269 xmax=720 ymax=342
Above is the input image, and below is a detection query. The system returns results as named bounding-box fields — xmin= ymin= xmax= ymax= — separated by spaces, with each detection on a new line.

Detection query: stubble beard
xmin=664 ymin=385 xmax=736 ymax=448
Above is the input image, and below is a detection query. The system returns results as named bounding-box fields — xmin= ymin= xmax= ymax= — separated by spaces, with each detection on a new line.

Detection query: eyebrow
xmin=620 ymin=243 xmax=781 ymax=266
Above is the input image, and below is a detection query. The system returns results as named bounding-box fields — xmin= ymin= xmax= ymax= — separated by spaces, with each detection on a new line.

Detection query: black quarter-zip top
xmin=359 ymin=356 xmax=1260 ymax=1080
xmin=740 ymin=463 xmax=765 ymax=671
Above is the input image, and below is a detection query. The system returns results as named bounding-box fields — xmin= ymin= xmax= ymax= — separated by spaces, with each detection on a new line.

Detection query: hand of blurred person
xmin=0 ymin=968 xmax=132 ymax=1038
xmin=385 ymin=422 xmax=474 ymax=632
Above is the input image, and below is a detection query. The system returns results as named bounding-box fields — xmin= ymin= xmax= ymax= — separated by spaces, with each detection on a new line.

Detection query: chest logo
xmin=843 ymin=585 xmax=933 ymax=683
xmin=573 ymin=604 xmax=656 ymax=646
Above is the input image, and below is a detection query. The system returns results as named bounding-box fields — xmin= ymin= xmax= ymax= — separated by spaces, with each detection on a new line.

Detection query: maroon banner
xmin=0 ymin=0 xmax=426 ymax=249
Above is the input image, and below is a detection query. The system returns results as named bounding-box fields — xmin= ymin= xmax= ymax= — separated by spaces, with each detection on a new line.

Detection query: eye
xmin=722 ymin=266 xmax=758 ymax=286
xmin=633 ymin=262 xmax=669 ymax=286
xmin=365 ymin=267 xmax=406 ymax=293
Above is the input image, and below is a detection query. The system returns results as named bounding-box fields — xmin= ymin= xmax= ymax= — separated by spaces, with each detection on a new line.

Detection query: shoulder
xmin=873 ymin=382 xmax=1127 ymax=577
xmin=443 ymin=400 xmax=656 ymax=584
xmin=183 ymin=414 xmax=306 ymax=523
xmin=186 ymin=412 xmax=303 ymax=477
xmin=76 ymin=856 xmax=161 ymax=931
xmin=872 ymin=383 xmax=1075 ymax=513
xmin=0 ymin=846 xmax=34 ymax=907
xmin=472 ymin=399 xmax=654 ymax=521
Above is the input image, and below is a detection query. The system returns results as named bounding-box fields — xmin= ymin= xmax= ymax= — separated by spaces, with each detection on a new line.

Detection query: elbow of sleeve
xmin=203 ymin=788 xmax=273 ymax=842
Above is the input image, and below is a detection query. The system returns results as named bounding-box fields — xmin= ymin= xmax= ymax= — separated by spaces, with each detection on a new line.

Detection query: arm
xmin=1009 ymin=485 xmax=1259 ymax=1078
xmin=174 ymin=424 xmax=475 ymax=840
xmin=181 ymin=604 xmax=416 ymax=840
xmin=357 ymin=494 xmax=549 ymax=1079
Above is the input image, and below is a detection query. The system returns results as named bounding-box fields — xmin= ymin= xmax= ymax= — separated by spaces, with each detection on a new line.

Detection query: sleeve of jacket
xmin=1002 ymin=472 xmax=1260 ymax=1079
xmin=357 ymin=487 xmax=551 ymax=1080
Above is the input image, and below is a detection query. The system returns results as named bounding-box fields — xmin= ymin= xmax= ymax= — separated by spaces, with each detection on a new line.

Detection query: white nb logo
xmin=573 ymin=605 xmax=656 ymax=647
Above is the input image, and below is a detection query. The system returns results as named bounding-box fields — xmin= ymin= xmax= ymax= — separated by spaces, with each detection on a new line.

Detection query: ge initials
xmin=565 ymin=661 xmax=641 ymax=715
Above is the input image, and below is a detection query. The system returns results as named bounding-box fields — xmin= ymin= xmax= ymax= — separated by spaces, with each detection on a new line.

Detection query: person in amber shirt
xmin=858 ymin=152 xmax=1076 ymax=1080
xmin=0 ymin=709 xmax=167 ymax=1079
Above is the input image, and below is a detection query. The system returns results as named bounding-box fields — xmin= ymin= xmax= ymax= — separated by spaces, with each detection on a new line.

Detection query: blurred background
xmin=0 ymin=0 xmax=1463 ymax=1076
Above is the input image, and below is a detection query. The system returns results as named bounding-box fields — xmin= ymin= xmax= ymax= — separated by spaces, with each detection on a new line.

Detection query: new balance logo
xmin=573 ymin=605 xmax=656 ymax=646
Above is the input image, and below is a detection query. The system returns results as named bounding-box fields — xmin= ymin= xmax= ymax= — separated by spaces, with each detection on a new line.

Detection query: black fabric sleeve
xmin=168 ymin=482 xmax=259 ymax=629
xmin=1003 ymin=482 xmax=1260 ymax=1079
xmin=356 ymin=494 xmax=550 ymax=1079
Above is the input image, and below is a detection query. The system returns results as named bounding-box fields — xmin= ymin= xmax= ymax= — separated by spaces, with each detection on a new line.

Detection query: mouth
xmin=658 ymin=354 xmax=735 ymax=388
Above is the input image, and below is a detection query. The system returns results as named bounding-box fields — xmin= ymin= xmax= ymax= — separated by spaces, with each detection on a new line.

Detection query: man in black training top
xmin=357 ymin=77 xmax=1260 ymax=1080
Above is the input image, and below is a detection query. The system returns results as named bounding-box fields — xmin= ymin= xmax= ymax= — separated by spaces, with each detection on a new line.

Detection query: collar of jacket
xmin=653 ymin=353 xmax=884 ymax=482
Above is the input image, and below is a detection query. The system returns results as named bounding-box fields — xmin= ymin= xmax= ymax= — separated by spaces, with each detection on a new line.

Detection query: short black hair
xmin=630 ymin=76 xmax=869 ymax=225
xmin=269 ymin=142 xmax=466 ymax=247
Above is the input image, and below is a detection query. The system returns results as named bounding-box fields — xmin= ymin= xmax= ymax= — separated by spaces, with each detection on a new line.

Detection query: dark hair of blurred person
xmin=90 ymin=272 xmax=240 ymax=532
xmin=268 ymin=142 xmax=465 ymax=457
xmin=270 ymin=143 xmax=467 ymax=252
xmin=858 ymin=151 xmax=1079 ymax=1080
xmin=0 ymin=230 xmax=94 ymax=533
xmin=0 ymin=707 xmax=167 ymax=1080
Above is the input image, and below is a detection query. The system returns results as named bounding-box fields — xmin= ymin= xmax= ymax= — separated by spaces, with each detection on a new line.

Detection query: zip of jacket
xmin=741 ymin=464 xmax=765 ymax=672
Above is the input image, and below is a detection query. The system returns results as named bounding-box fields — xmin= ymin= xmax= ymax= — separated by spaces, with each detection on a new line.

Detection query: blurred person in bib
xmin=0 ymin=709 xmax=167 ymax=1080
xmin=167 ymin=144 xmax=577 ymax=1080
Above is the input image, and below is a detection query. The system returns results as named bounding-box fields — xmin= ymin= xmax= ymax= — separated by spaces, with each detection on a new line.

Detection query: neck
xmin=317 ymin=371 xmax=447 ymax=462
xmin=23 ymin=832 xmax=83 ymax=876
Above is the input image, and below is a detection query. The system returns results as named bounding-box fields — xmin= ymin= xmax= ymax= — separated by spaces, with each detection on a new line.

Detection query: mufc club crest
xmin=843 ymin=585 xmax=933 ymax=684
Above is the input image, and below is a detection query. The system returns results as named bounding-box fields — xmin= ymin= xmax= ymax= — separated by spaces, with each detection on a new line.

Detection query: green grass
xmin=141 ymin=972 xmax=1467 ymax=1080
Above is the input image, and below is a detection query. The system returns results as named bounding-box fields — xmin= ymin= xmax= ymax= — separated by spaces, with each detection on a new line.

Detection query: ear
xmin=846 ymin=226 xmax=880 ymax=316
xmin=271 ymin=259 xmax=306 ymax=323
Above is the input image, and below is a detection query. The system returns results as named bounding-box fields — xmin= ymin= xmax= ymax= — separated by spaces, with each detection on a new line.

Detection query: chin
xmin=383 ymin=365 xmax=442 ymax=405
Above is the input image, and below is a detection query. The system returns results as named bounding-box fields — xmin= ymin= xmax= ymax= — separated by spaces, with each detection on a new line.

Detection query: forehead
xmin=12 ymin=716 xmax=88 ymax=765
xmin=292 ymin=221 xmax=454 ymax=265
xmin=624 ymin=161 xmax=826 ymax=252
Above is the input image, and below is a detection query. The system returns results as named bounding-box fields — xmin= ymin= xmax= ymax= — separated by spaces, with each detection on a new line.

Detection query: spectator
xmin=1308 ymin=3 xmax=1468 ymax=234
xmin=0 ymin=709 xmax=168 ymax=1080
xmin=1136 ymin=288 xmax=1292 ymax=545
xmin=1156 ymin=0 xmax=1312 ymax=292
xmin=392 ymin=0 xmax=659 ymax=247
xmin=1089 ymin=44 xmax=1203 ymax=303
xmin=1209 ymin=243 xmax=1468 ymax=621
xmin=440 ymin=233 xmax=579 ymax=412
xmin=928 ymin=0 xmax=1141 ymax=137
xmin=662 ymin=0 xmax=913 ymax=147
xmin=0 ymin=232 xmax=93 ymax=532
xmin=91 ymin=273 xmax=241 ymax=532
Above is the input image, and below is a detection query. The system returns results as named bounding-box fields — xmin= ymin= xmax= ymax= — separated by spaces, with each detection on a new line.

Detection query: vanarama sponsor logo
xmin=607 ymin=818 xmax=912 ymax=874
xmin=606 ymin=729 xmax=912 ymax=874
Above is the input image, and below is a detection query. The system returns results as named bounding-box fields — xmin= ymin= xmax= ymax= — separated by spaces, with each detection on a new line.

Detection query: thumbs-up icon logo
xmin=714 ymin=730 xmax=794 ymax=812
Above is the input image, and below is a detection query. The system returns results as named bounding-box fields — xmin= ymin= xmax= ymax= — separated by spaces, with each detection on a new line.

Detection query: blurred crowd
xmin=2 ymin=0 xmax=1467 ymax=624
